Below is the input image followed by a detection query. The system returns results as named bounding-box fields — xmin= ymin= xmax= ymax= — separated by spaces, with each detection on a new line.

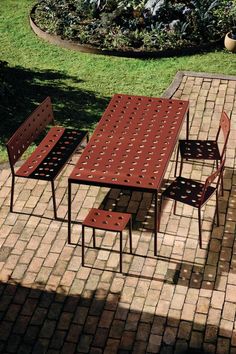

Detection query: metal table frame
xmin=68 ymin=94 xmax=189 ymax=255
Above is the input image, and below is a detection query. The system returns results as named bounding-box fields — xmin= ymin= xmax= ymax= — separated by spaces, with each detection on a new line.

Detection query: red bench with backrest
xmin=6 ymin=96 xmax=88 ymax=218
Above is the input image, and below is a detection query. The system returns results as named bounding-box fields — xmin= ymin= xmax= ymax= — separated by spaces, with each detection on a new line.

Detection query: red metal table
xmin=68 ymin=94 xmax=189 ymax=255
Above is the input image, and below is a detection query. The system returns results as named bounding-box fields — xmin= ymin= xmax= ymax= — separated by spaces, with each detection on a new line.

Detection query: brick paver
xmin=0 ymin=71 xmax=236 ymax=353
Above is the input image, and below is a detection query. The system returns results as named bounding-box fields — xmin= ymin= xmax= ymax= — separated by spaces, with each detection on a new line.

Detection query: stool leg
xmin=92 ymin=228 xmax=96 ymax=248
xmin=120 ymin=231 xmax=123 ymax=273
xmin=129 ymin=220 xmax=132 ymax=254
xmin=82 ymin=225 xmax=85 ymax=266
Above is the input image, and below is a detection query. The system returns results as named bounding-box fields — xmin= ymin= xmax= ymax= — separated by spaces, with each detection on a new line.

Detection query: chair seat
xmin=82 ymin=208 xmax=131 ymax=232
xmin=179 ymin=140 xmax=221 ymax=160
xmin=163 ymin=177 xmax=216 ymax=208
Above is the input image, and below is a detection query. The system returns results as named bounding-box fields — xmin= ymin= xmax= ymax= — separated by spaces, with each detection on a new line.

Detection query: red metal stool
xmin=81 ymin=208 xmax=132 ymax=272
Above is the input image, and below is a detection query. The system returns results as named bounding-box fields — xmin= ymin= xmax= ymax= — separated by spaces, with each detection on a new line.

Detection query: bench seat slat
xmin=16 ymin=127 xmax=87 ymax=181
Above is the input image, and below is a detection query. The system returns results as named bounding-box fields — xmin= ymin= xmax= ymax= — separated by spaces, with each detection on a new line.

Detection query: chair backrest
xmin=200 ymin=157 xmax=225 ymax=206
xmin=6 ymin=97 xmax=54 ymax=168
xmin=216 ymin=111 xmax=231 ymax=158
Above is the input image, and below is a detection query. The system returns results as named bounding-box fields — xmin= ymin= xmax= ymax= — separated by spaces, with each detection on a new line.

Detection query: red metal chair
xmin=159 ymin=158 xmax=225 ymax=248
xmin=174 ymin=111 xmax=230 ymax=193
xmin=81 ymin=208 xmax=132 ymax=273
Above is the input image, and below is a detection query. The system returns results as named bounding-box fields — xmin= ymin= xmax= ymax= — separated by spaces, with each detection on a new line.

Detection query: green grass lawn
xmin=1 ymin=0 xmax=236 ymax=163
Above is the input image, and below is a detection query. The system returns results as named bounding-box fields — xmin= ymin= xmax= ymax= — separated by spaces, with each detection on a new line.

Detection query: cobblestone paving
xmin=0 ymin=71 xmax=236 ymax=354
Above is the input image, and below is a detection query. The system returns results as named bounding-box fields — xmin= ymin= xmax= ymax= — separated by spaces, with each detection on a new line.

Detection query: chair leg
xmin=174 ymin=144 xmax=180 ymax=177
xmin=92 ymin=228 xmax=96 ymax=248
xmin=51 ymin=180 xmax=57 ymax=219
xmin=198 ymin=208 xmax=202 ymax=249
xmin=10 ymin=175 xmax=15 ymax=212
xmin=120 ymin=231 xmax=123 ymax=273
xmin=173 ymin=200 xmax=177 ymax=215
xmin=215 ymin=190 xmax=219 ymax=226
xmin=220 ymin=173 xmax=224 ymax=197
xmin=82 ymin=225 xmax=85 ymax=266
xmin=179 ymin=157 xmax=184 ymax=177
xmin=129 ymin=219 xmax=132 ymax=254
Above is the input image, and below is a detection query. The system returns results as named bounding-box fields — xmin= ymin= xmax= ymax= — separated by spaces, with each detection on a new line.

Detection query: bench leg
xmin=120 ymin=231 xmax=123 ymax=273
xmin=51 ymin=180 xmax=57 ymax=219
xmin=82 ymin=225 xmax=85 ymax=267
xmin=10 ymin=175 xmax=15 ymax=212
xmin=68 ymin=181 xmax=72 ymax=244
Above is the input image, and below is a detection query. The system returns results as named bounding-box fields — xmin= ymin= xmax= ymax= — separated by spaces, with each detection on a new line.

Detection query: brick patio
xmin=0 ymin=71 xmax=236 ymax=354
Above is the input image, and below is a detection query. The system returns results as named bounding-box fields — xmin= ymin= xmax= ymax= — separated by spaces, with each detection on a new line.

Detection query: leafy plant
xmin=32 ymin=0 xmax=233 ymax=52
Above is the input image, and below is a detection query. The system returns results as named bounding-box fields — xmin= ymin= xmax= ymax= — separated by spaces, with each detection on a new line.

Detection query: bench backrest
xmin=6 ymin=97 xmax=54 ymax=167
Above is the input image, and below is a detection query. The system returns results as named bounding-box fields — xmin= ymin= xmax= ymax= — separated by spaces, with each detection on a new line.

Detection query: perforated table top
xmin=69 ymin=94 xmax=189 ymax=191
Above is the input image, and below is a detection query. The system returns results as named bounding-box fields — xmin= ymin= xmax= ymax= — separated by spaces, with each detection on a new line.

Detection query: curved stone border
xmin=30 ymin=5 xmax=223 ymax=59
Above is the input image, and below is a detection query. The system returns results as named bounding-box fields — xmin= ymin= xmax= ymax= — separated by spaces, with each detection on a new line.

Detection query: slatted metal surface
xmin=69 ymin=94 xmax=189 ymax=191
xmin=16 ymin=127 xmax=88 ymax=180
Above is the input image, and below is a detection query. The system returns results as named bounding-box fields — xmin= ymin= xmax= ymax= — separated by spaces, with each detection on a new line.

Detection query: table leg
xmin=154 ymin=190 xmax=158 ymax=256
xmin=68 ymin=181 xmax=72 ymax=244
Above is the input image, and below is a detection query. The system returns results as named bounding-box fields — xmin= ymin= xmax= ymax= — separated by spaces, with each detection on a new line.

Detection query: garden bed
xmin=30 ymin=5 xmax=222 ymax=58
xmin=30 ymin=0 xmax=232 ymax=57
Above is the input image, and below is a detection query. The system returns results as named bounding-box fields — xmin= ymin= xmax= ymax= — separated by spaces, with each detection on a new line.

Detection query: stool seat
xmin=81 ymin=208 xmax=132 ymax=273
xmin=83 ymin=208 xmax=131 ymax=231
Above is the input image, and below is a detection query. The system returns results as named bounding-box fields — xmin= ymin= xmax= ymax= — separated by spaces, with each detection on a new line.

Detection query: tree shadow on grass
xmin=0 ymin=62 xmax=109 ymax=146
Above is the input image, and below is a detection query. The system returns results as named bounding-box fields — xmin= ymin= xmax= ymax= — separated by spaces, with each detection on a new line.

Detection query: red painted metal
xmin=83 ymin=208 xmax=131 ymax=232
xmin=6 ymin=96 xmax=88 ymax=217
xmin=175 ymin=111 xmax=230 ymax=172
xmin=160 ymin=158 xmax=225 ymax=248
xmin=16 ymin=127 xmax=87 ymax=180
xmin=82 ymin=208 xmax=132 ymax=272
xmin=69 ymin=94 xmax=189 ymax=191
xmin=6 ymin=97 xmax=54 ymax=166
xmin=68 ymin=93 xmax=189 ymax=254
